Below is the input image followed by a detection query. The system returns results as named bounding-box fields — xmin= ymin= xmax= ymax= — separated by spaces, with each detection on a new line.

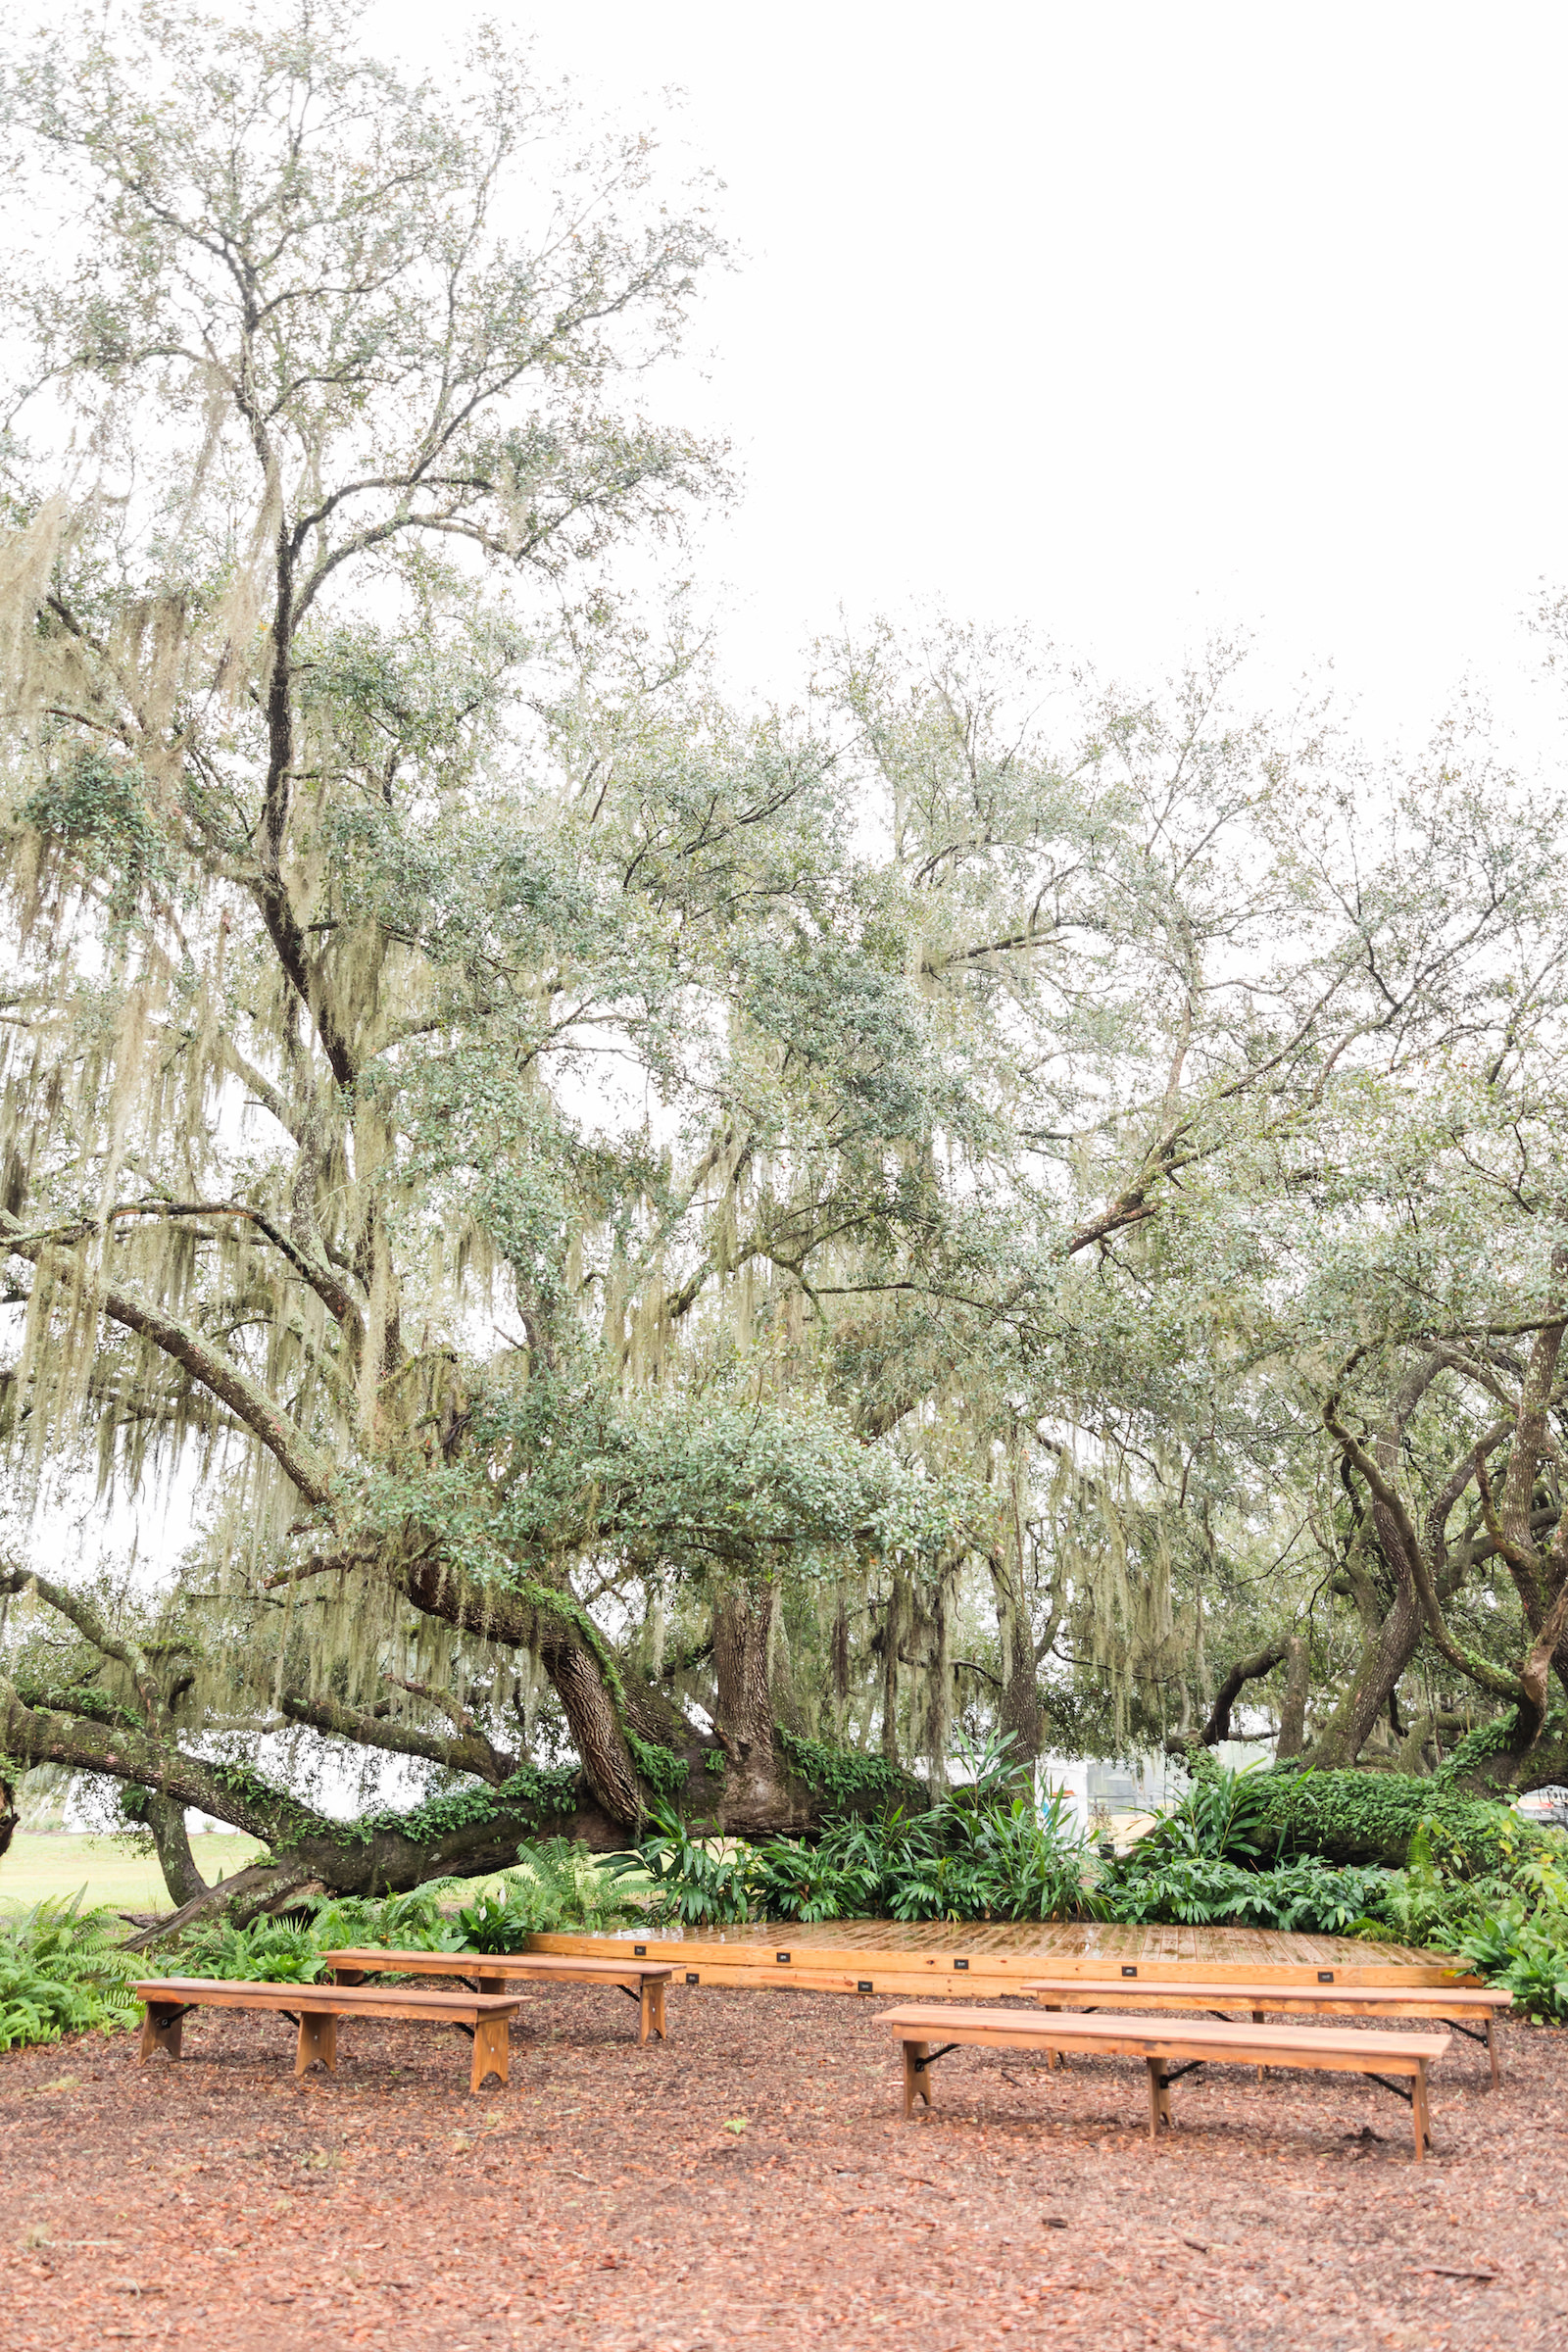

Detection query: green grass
xmin=0 ymin=1833 xmax=265 ymax=1915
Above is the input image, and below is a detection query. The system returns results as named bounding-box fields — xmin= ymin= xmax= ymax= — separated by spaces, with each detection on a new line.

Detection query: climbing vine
xmin=343 ymin=1765 xmax=580 ymax=1847
xmin=776 ymin=1728 xmax=925 ymax=1814
xmin=627 ymin=1734 xmax=690 ymax=1799
xmin=1257 ymin=1764 xmax=1533 ymax=1874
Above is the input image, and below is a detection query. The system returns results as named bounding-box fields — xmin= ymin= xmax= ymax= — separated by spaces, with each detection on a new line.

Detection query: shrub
xmin=174 ymin=1915 xmax=333 ymax=1982
xmin=169 ymin=1842 xmax=632 ymax=1975
xmin=635 ymin=1814 xmax=754 ymax=1927
xmin=0 ymin=1895 xmax=137 ymax=2049
xmin=456 ymin=1839 xmax=635 ymax=1950
xmin=1450 ymin=1848 xmax=1568 ymax=2021
xmin=1096 ymin=1762 xmax=1394 ymax=1934
xmin=1252 ymin=1765 xmax=1535 ymax=1874
xmin=637 ymin=1737 xmax=1098 ymax=1927
xmin=1099 ymin=1850 xmax=1392 ymax=1934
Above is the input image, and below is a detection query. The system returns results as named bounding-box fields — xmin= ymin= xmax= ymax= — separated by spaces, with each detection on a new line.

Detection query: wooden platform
xmin=528 ymin=1919 xmax=1470 ymax=2000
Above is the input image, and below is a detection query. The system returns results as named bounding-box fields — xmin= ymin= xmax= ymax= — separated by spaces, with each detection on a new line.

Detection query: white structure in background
xmin=1040 ymin=1738 xmax=1274 ymax=1844
xmin=1039 ymin=1753 xmax=1169 ymax=1838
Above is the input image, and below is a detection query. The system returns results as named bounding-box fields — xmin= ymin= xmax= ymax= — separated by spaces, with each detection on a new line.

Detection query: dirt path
xmin=2 ymin=1985 xmax=1563 ymax=2350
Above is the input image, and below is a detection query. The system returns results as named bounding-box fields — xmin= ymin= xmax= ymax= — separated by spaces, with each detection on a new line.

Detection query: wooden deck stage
xmin=528 ymin=1919 xmax=1470 ymax=2001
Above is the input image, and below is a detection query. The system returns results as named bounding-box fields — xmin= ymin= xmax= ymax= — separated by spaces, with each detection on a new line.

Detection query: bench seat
xmin=321 ymin=1948 xmax=673 ymax=2043
xmin=876 ymin=2001 xmax=1450 ymax=2159
xmin=133 ymin=1976 xmax=522 ymax=2092
xmin=1022 ymin=1976 xmax=1510 ymax=2085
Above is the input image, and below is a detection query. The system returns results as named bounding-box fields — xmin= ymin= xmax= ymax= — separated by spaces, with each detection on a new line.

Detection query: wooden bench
xmin=134 ymin=1977 xmax=522 ymax=2093
xmin=876 ymin=2002 xmax=1450 ymax=2160
xmin=1023 ymin=1976 xmax=1510 ymax=2087
xmin=321 ymin=1948 xmax=673 ymax=2044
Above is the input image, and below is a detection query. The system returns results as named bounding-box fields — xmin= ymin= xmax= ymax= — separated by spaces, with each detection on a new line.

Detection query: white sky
xmin=360 ymin=0 xmax=1568 ymax=754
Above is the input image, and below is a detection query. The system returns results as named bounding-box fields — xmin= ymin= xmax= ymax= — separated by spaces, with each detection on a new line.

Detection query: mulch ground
xmin=2 ymin=1984 xmax=1565 ymax=2351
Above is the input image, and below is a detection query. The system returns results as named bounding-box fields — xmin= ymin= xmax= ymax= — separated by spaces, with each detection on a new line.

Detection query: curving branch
xmin=0 ymin=1217 xmax=337 ymax=1509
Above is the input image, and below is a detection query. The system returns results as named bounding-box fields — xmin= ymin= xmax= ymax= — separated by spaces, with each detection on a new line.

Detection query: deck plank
xmin=529 ymin=1918 xmax=1465 ymax=1989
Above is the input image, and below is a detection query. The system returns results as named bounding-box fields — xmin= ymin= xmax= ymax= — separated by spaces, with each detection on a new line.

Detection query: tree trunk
xmin=545 ymin=1639 xmax=643 ymax=1828
xmin=136 ymin=1790 xmax=211 ymax=1908
xmin=880 ymin=1572 xmax=905 ymax=1769
xmin=712 ymin=1582 xmax=809 ymax=1838
xmin=987 ymin=1551 xmax=1044 ymax=1763
xmin=0 ymin=1679 xmax=635 ymax=1910
xmin=1308 ymin=1505 xmax=1425 ymax=1767
xmin=1276 ymin=1636 xmax=1310 ymax=1759
xmin=392 ymin=1551 xmax=645 ymax=1827
xmin=0 ymin=1771 xmax=15 ymax=1860
xmin=830 ymin=1596 xmax=851 ymax=1743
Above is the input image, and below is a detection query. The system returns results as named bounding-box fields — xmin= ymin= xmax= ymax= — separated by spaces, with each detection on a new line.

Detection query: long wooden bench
xmin=876 ymin=2002 xmax=1450 ymax=2160
xmin=321 ymin=1948 xmax=673 ymax=2044
xmin=134 ymin=1977 xmax=522 ymax=2093
xmin=1023 ymin=1976 xmax=1510 ymax=2087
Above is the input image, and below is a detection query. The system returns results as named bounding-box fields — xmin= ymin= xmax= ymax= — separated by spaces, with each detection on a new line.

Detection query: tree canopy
xmin=3 ymin=3 xmax=1568 ymax=1920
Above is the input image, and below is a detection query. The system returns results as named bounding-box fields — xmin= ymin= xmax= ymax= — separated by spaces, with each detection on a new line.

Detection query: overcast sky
xmin=358 ymin=0 xmax=1568 ymax=752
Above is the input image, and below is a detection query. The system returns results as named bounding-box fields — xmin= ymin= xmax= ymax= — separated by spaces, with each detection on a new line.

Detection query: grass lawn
xmin=0 ymin=1830 xmax=265 ymax=1914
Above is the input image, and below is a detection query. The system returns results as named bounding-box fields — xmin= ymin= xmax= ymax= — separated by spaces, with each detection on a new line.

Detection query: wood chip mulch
xmin=2 ymin=1984 xmax=1564 ymax=2350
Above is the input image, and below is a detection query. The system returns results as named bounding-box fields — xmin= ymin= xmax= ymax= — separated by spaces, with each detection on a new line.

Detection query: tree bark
xmin=879 ymin=1572 xmax=905 ymax=1770
xmin=987 ymin=1549 xmax=1044 ymax=1763
xmin=1276 ymin=1635 xmax=1310 ymax=1759
xmin=1164 ymin=1641 xmax=1290 ymax=1754
xmin=712 ymin=1582 xmax=809 ymax=1837
xmin=0 ymin=1771 xmax=15 ymax=1860
xmin=124 ymin=1788 xmax=210 ymax=1908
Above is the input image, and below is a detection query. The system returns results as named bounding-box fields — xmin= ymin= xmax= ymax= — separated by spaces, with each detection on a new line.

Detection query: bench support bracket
xmin=139 ymin=2002 xmax=192 ymax=2064
xmin=295 ymin=2010 xmax=337 ymax=2077
xmin=902 ymin=2039 xmax=962 ymax=2116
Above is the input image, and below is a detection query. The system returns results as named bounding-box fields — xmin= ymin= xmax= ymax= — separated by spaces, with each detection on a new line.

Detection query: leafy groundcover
xmin=0 ymin=1895 xmax=137 ymax=2050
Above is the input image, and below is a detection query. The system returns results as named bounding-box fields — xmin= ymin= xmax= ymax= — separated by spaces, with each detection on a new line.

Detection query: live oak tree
xmin=0 ymin=3 xmax=1000 ymax=1915
xmin=799 ymin=622 xmax=1568 ymax=1798
xmin=4 ymin=8 xmax=1568 ymax=1928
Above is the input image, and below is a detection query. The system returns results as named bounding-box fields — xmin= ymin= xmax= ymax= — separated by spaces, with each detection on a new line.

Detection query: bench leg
xmin=648 ymin=1979 xmax=666 ymax=2041
xmin=1486 ymin=2015 xmax=1500 ymax=2089
xmin=476 ymin=1971 xmax=508 ymax=1998
xmin=904 ymin=2039 xmax=932 ymax=2118
xmin=1146 ymin=2058 xmax=1171 ymax=2139
xmin=1411 ymin=2064 xmax=1430 ymax=2162
xmin=139 ymin=2003 xmax=183 ymax=2063
xmin=296 ymin=2011 xmax=337 ymax=2076
xmin=471 ymin=2015 xmax=509 ymax=2093
xmin=638 ymin=1982 xmax=655 ymax=2044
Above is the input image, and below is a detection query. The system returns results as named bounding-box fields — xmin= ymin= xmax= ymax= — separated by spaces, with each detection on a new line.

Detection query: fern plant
xmin=0 ymin=1894 xmax=137 ymax=2049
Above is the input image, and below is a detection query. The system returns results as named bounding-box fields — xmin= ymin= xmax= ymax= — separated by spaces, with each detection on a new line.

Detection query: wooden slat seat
xmin=1023 ymin=1976 xmax=1511 ymax=2086
xmin=876 ymin=2001 xmax=1450 ymax=2160
xmin=133 ymin=1976 xmax=521 ymax=2093
xmin=321 ymin=1948 xmax=673 ymax=2044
